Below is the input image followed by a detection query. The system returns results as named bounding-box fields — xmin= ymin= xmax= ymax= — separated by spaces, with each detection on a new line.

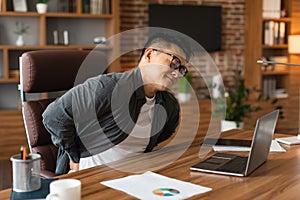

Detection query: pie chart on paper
xmin=153 ymin=188 xmax=180 ymax=197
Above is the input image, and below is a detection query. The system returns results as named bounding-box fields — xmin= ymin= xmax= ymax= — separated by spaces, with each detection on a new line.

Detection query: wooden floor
xmin=0 ymin=99 xmax=297 ymax=190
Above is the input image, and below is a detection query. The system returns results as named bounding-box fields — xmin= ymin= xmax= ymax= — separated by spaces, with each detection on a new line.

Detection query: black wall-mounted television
xmin=149 ymin=4 xmax=222 ymax=52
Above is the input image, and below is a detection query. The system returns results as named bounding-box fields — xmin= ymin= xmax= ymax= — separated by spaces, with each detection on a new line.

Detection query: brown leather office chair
xmin=19 ymin=49 xmax=107 ymax=177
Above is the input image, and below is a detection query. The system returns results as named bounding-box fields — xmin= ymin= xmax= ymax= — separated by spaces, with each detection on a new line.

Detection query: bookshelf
xmin=245 ymin=0 xmax=300 ymax=133
xmin=262 ymin=14 xmax=291 ymax=97
xmin=262 ymin=1 xmax=291 ymax=98
xmin=0 ymin=0 xmax=120 ymax=109
xmin=245 ymin=0 xmax=291 ymax=98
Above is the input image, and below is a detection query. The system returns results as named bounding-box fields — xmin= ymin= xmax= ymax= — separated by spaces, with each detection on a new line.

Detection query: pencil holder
xmin=10 ymin=153 xmax=41 ymax=192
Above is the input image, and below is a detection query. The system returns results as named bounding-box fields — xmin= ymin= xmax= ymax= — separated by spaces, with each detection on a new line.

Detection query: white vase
xmin=16 ymin=35 xmax=24 ymax=46
xmin=36 ymin=3 xmax=48 ymax=14
xmin=221 ymin=120 xmax=244 ymax=132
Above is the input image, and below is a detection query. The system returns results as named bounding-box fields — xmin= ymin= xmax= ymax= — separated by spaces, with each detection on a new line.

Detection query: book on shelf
xmin=90 ymin=0 xmax=110 ymax=14
xmin=262 ymin=76 xmax=276 ymax=97
xmin=82 ymin=0 xmax=91 ymax=13
xmin=103 ymin=0 xmax=110 ymax=14
xmin=274 ymin=92 xmax=288 ymax=98
xmin=262 ymin=76 xmax=288 ymax=98
xmin=274 ymin=21 xmax=279 ymax=44
xmin=0 ymin=67 xmax=3 ymax=78
xmin=12 ymin=0 xmax=28 ymax=12
xmin=90 ymin=0 xmax=97 ymax=14
xmin=70 ymin=0 xmax=77 ymax=13
xmin=279 ymin=22 xmax=286 ymax=44
xmin=263 ymin=21 xmax=286 ymax=45
xmin=274 ymin=88 xmax=288 ymax=98
xmin=263 ymin=0 xmax=281 ymax=19
xmin=58 ymin=0 xmax=76 ymax=13
xmin=264 ymin=21 xmax=274 ymax=45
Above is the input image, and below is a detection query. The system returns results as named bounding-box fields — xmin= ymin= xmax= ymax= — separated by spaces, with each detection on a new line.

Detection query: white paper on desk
xmin=212 ymin=140 xmax=286 ymax=152
xmin=100 ymin=171 xmax=211 ymax=200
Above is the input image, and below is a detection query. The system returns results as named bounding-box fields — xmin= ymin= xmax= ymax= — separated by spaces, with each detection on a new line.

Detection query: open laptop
xmin=190 ymin=110 xmax=279 ymax=177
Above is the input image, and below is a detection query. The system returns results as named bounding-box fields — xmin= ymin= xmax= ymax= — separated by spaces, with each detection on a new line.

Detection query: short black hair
xmin=140 ymin=32 xmax=191 ymax=61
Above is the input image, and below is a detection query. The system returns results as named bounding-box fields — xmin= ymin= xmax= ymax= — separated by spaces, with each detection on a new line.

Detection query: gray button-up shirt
xmin=42 ymin=68 xmax=180 ymax=175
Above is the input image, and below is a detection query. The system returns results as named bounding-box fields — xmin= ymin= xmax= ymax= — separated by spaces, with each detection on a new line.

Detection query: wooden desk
xmin=1 ymin=130 xmax=300 ymax=199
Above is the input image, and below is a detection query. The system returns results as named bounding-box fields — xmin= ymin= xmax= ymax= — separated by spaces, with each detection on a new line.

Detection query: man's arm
xmin=42 ymin=90 xmax=80 ymax=164
xmin=70 ymin=160 xmax=79 ymax=171
xmin=156 ymin=94 xmax=180 ymax=144
xmin=42 ymin=76 xmax=116 ymax=172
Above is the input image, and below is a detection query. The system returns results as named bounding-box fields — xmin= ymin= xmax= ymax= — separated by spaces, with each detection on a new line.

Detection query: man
xmin=42 ymin=32 xmax=191 ymax=175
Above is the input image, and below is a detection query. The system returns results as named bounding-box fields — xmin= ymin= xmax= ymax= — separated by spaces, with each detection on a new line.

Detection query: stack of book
xmin=262 ymin=76 xmax=288 ymax=98
xmin=274 ymin=88 xmax=288 ymax=98
xmin=262 ymin=76 xmax=276 ymax=97
xmin=263 ymin=0 xmax=281 ymax=19
xmin=263 ymin=21 xmax=286 ymax=45
xmin=58 ymin=0 xmax=77 ymax=13
xmin=82 ymin=0 xmax=110 ymax=14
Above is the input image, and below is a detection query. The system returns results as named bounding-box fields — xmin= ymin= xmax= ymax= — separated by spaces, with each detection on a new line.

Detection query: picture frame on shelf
xmin=13 ymin=0 xmax=28 ymax=12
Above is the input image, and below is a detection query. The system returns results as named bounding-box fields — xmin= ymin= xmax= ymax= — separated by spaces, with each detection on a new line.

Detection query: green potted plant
xmin=178 ymin=73 xmax=192 ymax=103
xmin=222 ymin=79 xmax=258 ymax=130
xmin=211 ymin=70 xmax=283 ymax=131
xmin=36 ymin=0 xmax=48 ymax=14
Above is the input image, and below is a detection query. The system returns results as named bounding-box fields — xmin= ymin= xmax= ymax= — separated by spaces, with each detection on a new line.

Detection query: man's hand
xmin=70 ymin=160 xmax=79 ymax=171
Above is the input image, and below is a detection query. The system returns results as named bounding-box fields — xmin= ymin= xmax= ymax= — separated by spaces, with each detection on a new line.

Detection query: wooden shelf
xmin=0 ymin=0 xmax=120 ymax=109
xmin=0 ymin=45 xmax=113 ymax=50
xmin=0 ymin=78 xmax=19 ymax=83
xmin=262 ymin=70 xmax=290 ymax=75
xmin=0 ymin=11 xmax=40 ymax=16
xmin=263 ymin=17 xmax=292 ymax=22
xmin=0 ymin=11 xmax=113 ymax=18
xmin=262 ymin=44 xmax=288 ymax=49
xmin=45 ymin=13 xmax=113 ymax=18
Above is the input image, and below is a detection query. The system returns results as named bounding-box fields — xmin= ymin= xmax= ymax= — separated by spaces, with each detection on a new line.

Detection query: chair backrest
xmin=20 ymin=49 xmax=107 ymax=177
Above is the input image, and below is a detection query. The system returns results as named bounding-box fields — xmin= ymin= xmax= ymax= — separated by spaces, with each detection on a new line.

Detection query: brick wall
xmin=119 ymin=0 xmax=245 ymax=97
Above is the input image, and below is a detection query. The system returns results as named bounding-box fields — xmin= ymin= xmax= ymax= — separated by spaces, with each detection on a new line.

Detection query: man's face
xmin=143 ymin=45 xmax=188 ymax=91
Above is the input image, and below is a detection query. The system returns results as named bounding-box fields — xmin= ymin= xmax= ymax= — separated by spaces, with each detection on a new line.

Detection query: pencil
xmin=20 ymin=146 xmax=24 ymax=160
xmin=20 ymin=146 xmax=27 ymax=160
xmin=23 ymin=147 xmax=27 ymax=160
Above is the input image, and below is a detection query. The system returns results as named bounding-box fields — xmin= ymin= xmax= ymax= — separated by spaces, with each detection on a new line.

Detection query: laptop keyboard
xmin=216 ymin=156 xmax=248 ymax=174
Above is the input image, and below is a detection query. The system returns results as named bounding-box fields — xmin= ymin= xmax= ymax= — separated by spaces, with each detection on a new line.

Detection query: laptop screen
xmin=191 ymin=110 xmax=279 ymax=177
xmin=245 ymin=110 xmax=279 ymax=175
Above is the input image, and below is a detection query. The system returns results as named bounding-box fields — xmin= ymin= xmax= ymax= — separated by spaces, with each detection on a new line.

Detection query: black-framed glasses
xmin=153 ymin=49 xmax=188 ymax=76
